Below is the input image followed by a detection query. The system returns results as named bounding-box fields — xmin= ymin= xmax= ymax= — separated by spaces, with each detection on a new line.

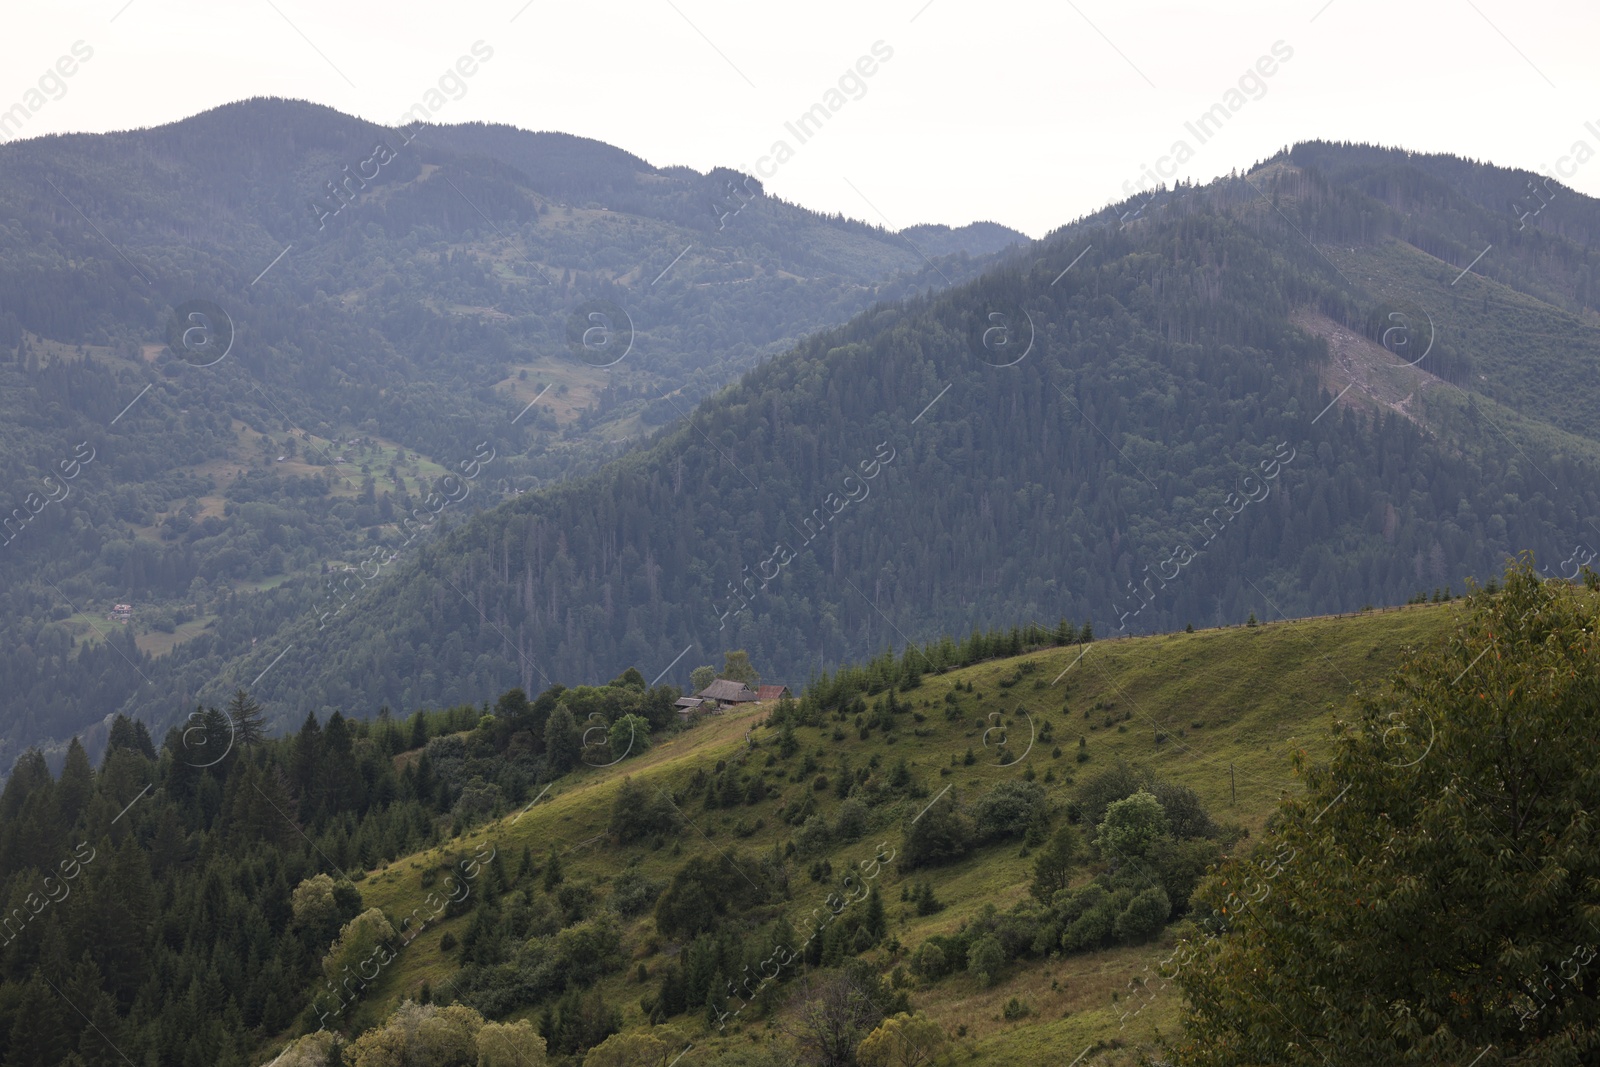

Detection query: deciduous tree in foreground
xmin=1170 ymin=560 xmax=1600 ymax=1065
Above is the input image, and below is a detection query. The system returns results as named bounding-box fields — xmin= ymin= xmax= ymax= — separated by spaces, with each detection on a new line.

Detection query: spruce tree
xmin=864 ymin=884 xmax=887 ymax=942
xmin=225 ymin=689 xmax=267 ymax=748
xmin=543 ymin=849 xmax=563 ymax=892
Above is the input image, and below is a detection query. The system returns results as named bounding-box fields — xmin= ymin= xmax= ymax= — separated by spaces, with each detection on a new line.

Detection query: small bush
xmin=910 ymin=941 xmax=948 ymax=980
xmin=967 ymin=934 xmax=1006 ymax=987
xmin=1114 ymin=886 xmax=1171 ymax=942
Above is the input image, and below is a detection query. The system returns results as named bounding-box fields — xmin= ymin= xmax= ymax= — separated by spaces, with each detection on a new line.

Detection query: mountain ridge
xmin=0 ymin=97 xmax=1023 ymax=767
xmin=138 ymin=141 xmax=1600 ymax=737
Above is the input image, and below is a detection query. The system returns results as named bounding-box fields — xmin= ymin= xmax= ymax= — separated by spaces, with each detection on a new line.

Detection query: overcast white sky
xmin=6 ymin=0 xmax=1600 ymax=238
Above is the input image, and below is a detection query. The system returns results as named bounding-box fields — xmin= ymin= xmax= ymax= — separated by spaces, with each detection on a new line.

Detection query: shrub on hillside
xmin=608 ymin=777 xmax=681 ymax=843
xmin=902 ymin=795 xmax=974 ymax=868
xmin=833 ymin=796 xmax=869 ymax=840
xmin=653 ymin=852 xmax=773 ymax=938
xmin=910 ymin=941 xmax=948 ymax=980
xmin=967 ymin=934 xmax=1006 ymax=987
xmin=1113 ymin=886 xmax=1172 ymax=943
xmin=970 ymin=779 xmax=1049 ymax=842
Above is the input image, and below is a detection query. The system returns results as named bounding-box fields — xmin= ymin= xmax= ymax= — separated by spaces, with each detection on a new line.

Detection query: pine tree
xmin=319 ymin=711 xmax=359 ymax=812
xmin=105 ymin=715 xmax=157 ymax=762
xmin=543 ymin=849 xmax=563 ymax=892
xmin=225 ymin=689 xmax=267 ymax=748
xmin=864 ymin=884 xmax=887 ymax=942
xmin=291 ymin=712 xmax=322 ymax=809
xmin=6 ymin=977 xmax=69 ymax=1066
xmin=56 ymin=738 xmax=93 ymax=830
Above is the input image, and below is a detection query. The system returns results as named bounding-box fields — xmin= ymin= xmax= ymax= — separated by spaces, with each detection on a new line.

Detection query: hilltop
xmin=317 ymin=602 xmax=1454 ymax=1065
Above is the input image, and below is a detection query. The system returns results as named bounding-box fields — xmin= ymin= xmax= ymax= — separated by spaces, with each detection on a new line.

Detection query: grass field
xmin=132 ymin=615 xmax=216 ymax=657
xmin=294 ymin=603 xmax=1459 ymax=1064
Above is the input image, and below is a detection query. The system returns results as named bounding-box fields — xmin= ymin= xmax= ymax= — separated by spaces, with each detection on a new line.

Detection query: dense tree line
xmin=0 ymin=663 xmax=679 ymax=1067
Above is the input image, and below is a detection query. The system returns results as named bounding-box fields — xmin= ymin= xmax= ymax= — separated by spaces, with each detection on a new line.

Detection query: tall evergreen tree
xmin=544 ymin=706 xmax=580 ymax=775
xmin=291 ymin=711 xmax=322 ymax=812
xmin=55 ymin=738 xmax=93 ymax=831
xmin=225 ymin=689 xmax=268 ymax=748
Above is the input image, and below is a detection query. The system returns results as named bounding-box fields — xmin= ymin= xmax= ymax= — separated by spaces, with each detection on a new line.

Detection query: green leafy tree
xmin=343 ymin=1001 xmax=483 ymax=1067
xmin=476 ymin=1019 xmax=548 ymax=1067
xmin=607 ymin=667 xmax=647 ymax=691
xmin=690 ymin=666 xmax=717 ymax=692
xmin=970 ymin=779 xmax=1047 ymax=841
xmin=608 ymin=777 xmax=680 ymax=842
xmin=322 ymin=907 xmax=397 ymax=987
xmin=1097 ymin=790 xmax=1167 ymax=860
xmin=1030 ymin=822 xmax=1081 ymax=902
xmin=1113 ymin=885 xmax=1171 ymax=942
xmin=1171 ymin=561 xmax=1600 ymax=1065
xmin=856 ymin=1011 xmax=947 ymax=1067
xmin=545 ymin=704 xmax=580 ymax=773
xmin=606 ymin=714 xmax=650 ymax=761
xmin=720 ymin=651 xmax=759 ymax=686
xmin=292 ymin=873 xmax=340 ymax=929
xmin=910 ymin=941 xmax=947 ymax=980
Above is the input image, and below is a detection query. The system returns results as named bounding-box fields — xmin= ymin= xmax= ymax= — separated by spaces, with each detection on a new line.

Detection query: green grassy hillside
xmin=330 ymin=602 xmax=1455 ymax=1065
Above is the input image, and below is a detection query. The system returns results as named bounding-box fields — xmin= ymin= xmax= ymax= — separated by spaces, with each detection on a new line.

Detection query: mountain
xmin=0 ymin=97 xmax=1024 ymax=767
xmin=119 ymin=140 xmax=1600 ymax=735
xmin=0 ymin=590 xmax=1462 ymax=1067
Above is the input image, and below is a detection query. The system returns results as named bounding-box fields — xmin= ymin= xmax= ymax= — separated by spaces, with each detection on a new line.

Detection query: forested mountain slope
xmin=0 ymin=98 xmax=1020 ymax=765
xmin=136 ymin=142 xmax=1600 ymax=730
